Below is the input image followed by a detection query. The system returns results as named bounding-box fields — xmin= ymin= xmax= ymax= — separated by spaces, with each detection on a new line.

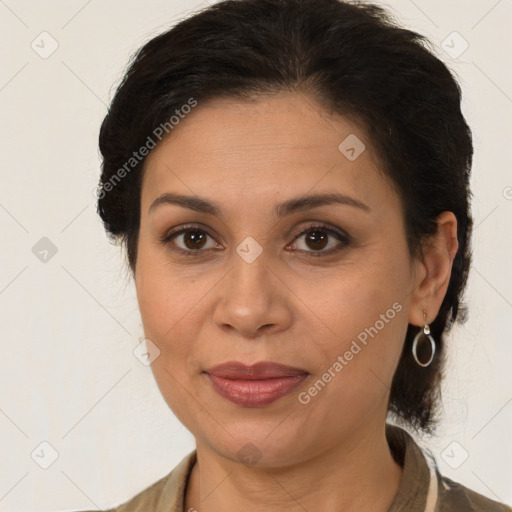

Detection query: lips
xmin=204 ymin=361 xmax=309 ymax=407
xmin=205 ymin=361 xmax=308 ymax=379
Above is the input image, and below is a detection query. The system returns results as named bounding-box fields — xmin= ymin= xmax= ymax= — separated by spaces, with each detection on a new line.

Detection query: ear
xmin=408 ymin=211 xmax=459 ymax=327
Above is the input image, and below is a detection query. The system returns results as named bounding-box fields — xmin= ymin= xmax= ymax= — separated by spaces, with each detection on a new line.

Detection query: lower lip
xmin=206 ymin=373 xmax=309 ymax=407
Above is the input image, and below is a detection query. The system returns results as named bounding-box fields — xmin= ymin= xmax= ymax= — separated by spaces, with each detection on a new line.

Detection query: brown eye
xmin=304 ymin=229 xmax=329 ymax=250
xmin=182 ymin=229 xmax=208 ymax=250
xmin=290 ymin=224 xmax=350 ymax=257
xmin=160 ymin=225 xmax=220 ymax=256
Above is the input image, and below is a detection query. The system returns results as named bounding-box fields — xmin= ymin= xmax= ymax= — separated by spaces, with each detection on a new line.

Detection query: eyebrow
xmin=148 ymin=191 xmax=371 ymax=217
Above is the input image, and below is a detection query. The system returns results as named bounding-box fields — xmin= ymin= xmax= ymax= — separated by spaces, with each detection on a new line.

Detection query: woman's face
xmin=135 ymin=91 xmax=422 ymax=466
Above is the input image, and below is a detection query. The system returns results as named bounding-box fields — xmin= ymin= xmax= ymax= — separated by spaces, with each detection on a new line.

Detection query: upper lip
xmin=204 ymin=361 xmax=308 ymax=380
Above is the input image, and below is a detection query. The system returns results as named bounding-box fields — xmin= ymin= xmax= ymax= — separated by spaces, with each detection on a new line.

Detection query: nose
xmin=212 ymin=251 xmax=293 ymax=338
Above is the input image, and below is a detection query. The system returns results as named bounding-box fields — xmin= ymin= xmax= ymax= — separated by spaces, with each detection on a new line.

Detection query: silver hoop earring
xmin=412 ymin=310 xmax=436 ymax=367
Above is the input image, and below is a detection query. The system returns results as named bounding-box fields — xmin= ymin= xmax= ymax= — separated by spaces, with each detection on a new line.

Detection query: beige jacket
xmin=77 ymin=425 xmax=511 ymax=512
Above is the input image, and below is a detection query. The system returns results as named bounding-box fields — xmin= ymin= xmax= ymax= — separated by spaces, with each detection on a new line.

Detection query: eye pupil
xmin=184 ymin=230 xmax=206 ymax=250
xmin=306 ymin=229 xmax=328 ymax=250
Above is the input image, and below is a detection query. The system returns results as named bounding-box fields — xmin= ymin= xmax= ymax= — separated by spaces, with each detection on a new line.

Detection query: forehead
xmin=140 ymin=92 xmax=398 ymax=218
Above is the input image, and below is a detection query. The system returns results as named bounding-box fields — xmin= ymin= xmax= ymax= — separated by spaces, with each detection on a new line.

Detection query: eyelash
xmin=158 ymin=222 xmax=351 ymax=259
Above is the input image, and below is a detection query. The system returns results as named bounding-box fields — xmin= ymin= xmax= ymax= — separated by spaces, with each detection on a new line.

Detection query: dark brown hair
xmin=97 ymin=0 xmax=473 ymax=433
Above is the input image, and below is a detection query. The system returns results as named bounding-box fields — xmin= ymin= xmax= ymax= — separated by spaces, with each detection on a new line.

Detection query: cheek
xmin=296 ymin=289 xmax=407 ymax=436
xmin=135 ymin=245 xmax=199 ymax=357
xmin=303 ymin=244 xmax=410 ymax=391
xmin=311 ymin=251 xmax=408 ymax=338
xmin=134 ymin=250 xmax=206 ymax=425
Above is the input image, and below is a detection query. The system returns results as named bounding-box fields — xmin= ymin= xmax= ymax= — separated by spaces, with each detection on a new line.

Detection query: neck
xmin=184 ymin=422 xmax=403 ymax=512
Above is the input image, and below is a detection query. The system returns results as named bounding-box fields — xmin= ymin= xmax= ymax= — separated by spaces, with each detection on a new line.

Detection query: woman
xmin=85 ymin=0 xmax=510 ymax=510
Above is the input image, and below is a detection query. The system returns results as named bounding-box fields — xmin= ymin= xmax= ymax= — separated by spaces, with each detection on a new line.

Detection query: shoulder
xmin=385 ymin=424 xmax=511 ymax=512
xmin=73 ymin=476 xmax=169 ymax=512
xmin=70 ymin=449 xmax=197 ymax=512
xmin=437 ymin=474 xmax=512 ymax=512
xmin=106 ymin=471 xmax=173 ymax=512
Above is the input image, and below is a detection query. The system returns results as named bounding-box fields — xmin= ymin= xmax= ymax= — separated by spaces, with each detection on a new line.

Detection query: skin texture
xmin=134 ymin=91 xmax=459 ymax=512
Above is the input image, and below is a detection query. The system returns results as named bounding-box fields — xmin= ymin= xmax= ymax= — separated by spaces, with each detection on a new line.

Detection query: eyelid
xmin=160 ymin=222 xmax=217 ymax=242
xmin=289 ymin=221 xmax=350 ymax=243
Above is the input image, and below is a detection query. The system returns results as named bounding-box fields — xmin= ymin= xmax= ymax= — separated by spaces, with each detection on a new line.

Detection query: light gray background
xmin=1 ymin=0 xmax=511 ymax=510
